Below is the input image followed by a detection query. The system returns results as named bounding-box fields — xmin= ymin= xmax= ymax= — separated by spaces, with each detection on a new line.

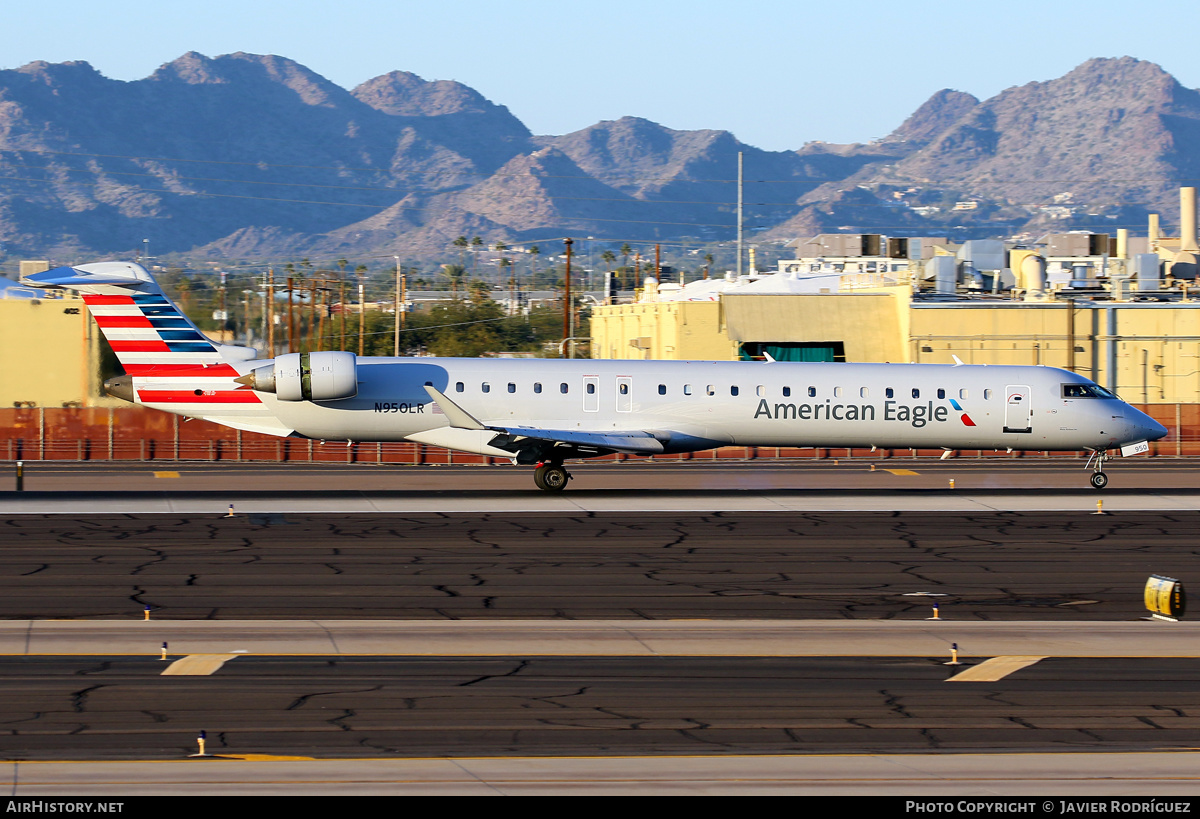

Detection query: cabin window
xmin=658 ymin=384 xmax=667 ymax=395
xmin=885 ymin=387 xmax=894 ymax=398
xmin=684 ymin=384 xmax=693 ymax=395
xmin=912 ymin=388 xmax=920 ymax=399
xmin=833 ymin=387 xmax=843 ymax=397
xmin=482 ymin=383 xmax=490 ymax=393
xmin=937 ymin=388 xmax=946 ymax=399
xmin=706 ymin=385 xmax=715 ymax=396
xmin=807 ymin=387 xmax=816 ymax=398
xmin=959 ymin=389 xmax=968 ymax=399
xmin=984 ymin=389 xmax=993 ymax=400
xmin=756 ymin=385 xmax=765 ymax=397
xmin=508 ymin=383 xmax=516 ymax=393
xmin=533 ymin=383 xmax=542 ymax=394
xmin=619 ymin=383 xmax=629 ymax=395
xmin=586 ymin=382 xmax=596 ymax=395
xmin=860 ymin=387 xmax=869 ymax=398
xmin=455 ymin=382 xmax=464 ymax=393
xmin=560 ymin=383 xmax=569 ymax=394
xmin=731 ymin=386 xmax=740 ymax=396
xmin=782 ymin=386 xmax=790 ymax=397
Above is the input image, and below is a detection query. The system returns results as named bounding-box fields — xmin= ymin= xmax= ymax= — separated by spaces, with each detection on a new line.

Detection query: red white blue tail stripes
xmin=23 ymin=263 xmax=286 ymax=427
xmin=82 ymin=291 xmax=259 ymax=407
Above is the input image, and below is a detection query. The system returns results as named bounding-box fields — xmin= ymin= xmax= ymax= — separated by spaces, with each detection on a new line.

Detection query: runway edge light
xmin=1144 ymin=574 xmax=1186 ymax=621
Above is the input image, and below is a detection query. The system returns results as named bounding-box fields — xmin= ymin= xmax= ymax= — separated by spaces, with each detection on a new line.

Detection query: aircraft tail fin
xmin=27 ymin=262 xmax=292 ymax=436
xmin=25 ymin=262 xmax=232 ymax=375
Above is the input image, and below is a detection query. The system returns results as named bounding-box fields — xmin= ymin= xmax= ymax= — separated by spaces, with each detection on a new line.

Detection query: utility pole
xmin=394 ymin=256 xmax=401 ymax=357
xmin=358 ymin=273 xmax=366 ymax=357
xmin=563 ymin=238 xmax=573 ymax=359
xmin=242 ymin=290 xmax=252 ymax=347
xmin=219 ymin=271 xmax=227 ymax=344
xmin=737 ymin=151 xmax=744 ymax=279
xmin=315 ymin=282 xmax=328 ymax=351
xmin=339 ymin=277 xmax=347 ymax=351
xmin=286 ymin=276 xmax=296 ymax=354
xmin=267 ymin=269 xmax=276 ymax=357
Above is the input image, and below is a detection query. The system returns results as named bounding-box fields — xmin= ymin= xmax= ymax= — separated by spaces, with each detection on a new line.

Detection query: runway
xmin=3 ymin=459 xmax=1200 ymax=515
xmin=2 ymin=622 xmax=1200 ymax=762
xmin=0 ymin=511 xmax=1195 ymax=619
xmin=1 ymin=461 xmax=1199 ymax=793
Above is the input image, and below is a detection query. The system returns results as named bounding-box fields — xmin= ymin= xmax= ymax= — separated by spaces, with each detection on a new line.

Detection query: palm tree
xmin=499 ymin=257 xmax=514 ymax=314
xmin=470 ymin=236 xmax=483 ymax=276
xmin=620 ymin=243 xmax=632 ymax=289
xmin=442 ymin=264 xmax=467 ymax=298
xmin=494 ymin=241 xmax=508 ymax=289
xmin=704 ymin=252 xmax=714 ymax=280
xmin=527 ymin=245 xmax=540 ymax=291
xmin=452 ymin=236 xmax=468 ymax=268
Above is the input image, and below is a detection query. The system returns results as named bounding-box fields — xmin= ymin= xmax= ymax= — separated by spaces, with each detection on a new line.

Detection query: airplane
xmin=24 ymin=261 xmax=1168 ymax=492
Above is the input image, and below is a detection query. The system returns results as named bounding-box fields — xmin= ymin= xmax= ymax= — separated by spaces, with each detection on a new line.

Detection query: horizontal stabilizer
xmin=22 ymin=264 xmax=147 ymax=288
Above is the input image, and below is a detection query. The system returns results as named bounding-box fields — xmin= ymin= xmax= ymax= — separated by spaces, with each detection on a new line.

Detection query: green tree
xmin=442 ymin=264 xmax=467 ymax=297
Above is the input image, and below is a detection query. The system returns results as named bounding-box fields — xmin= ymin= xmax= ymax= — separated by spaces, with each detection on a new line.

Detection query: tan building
xmin=0 ymin=293 xmax=124 ymax=408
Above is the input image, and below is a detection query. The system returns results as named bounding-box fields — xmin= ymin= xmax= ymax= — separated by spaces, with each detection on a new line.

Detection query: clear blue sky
xmin=8 ymin=1 xmax=1200 ymax=152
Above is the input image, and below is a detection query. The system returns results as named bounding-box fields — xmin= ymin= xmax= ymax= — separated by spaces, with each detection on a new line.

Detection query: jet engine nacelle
xmin=239 ymin=351 xmax=358 ymax=401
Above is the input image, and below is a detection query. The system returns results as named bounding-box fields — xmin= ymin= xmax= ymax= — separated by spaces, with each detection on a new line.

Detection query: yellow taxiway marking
xmin=161 ymin=654 xmax=240 ymax=676
xmin=152 ymin=471 xmax=180 ymax=479
xmin=883 ymin=469 xmax=919 ymax=476
xmin=947 ymin=655 xmax=1048 ymax=682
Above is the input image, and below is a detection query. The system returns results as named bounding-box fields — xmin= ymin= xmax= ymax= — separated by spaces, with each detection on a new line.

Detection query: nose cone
xmin=1125 ymin=406 xmax=1168 ymax=442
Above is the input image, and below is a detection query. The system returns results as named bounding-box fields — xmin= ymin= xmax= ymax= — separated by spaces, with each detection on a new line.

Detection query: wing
xmin=423 ymin=385 xmax=665 ymax=455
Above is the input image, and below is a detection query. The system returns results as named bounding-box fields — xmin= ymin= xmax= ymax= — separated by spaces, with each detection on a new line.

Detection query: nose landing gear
xmin=1088 ymin=450 xmax=1109 ymax=489
xmin=534 ymin=462 xmax=571 ymax=492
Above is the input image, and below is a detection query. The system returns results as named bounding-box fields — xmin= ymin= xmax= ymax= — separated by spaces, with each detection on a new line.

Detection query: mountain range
xmin=0 ymin=53 xmax=1194 ymax=263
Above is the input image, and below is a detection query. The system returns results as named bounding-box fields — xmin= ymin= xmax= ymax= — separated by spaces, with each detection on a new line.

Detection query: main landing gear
xmin=1088 ymin=450 xmax=1109 ymax=489
xmin=534 ymin=462 xmax=571 ymax=492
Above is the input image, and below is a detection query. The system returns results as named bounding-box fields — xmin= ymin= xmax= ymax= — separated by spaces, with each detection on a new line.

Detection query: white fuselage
xmin=231 ymin=358 xmax=1162 ymax=455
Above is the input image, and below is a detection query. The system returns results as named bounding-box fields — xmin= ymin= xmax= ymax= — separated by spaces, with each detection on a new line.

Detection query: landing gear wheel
xmin=1090 ymin=472 xmax=1109 ymax=490
xmin=534 ymin=464 xmax=570 ymax=492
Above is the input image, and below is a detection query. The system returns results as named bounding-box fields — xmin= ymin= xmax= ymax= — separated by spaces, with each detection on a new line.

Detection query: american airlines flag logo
xmin=83 ymin=292 xmax=261 ymax=407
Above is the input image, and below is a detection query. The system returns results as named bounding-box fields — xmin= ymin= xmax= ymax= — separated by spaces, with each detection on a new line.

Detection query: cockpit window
xmin=1063 ymin=383 xmax=1118 ymax=399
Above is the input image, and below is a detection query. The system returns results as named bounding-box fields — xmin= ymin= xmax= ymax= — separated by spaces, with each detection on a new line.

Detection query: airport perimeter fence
xmin=0 ymin=405 xmax=1197 ymax=465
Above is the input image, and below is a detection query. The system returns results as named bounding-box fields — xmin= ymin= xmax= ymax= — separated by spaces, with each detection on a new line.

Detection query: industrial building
xmin=590 ymin=188 xmax=1200 ymax=406
xmin=0 ymin=261 xmax=123 ymax=409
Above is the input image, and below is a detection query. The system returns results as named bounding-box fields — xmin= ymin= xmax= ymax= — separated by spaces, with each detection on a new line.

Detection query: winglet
xmin=424 ymin=385 xmax=486 ymax=430
xmin=951 ymin=355 xmax=965 ymax=367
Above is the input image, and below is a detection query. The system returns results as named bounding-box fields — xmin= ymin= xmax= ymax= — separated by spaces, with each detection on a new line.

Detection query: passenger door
xmin=583 ymin=375 xmax=599 ymax=412
xmin=1003 ymin=385 xmax=1032 ymax=433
